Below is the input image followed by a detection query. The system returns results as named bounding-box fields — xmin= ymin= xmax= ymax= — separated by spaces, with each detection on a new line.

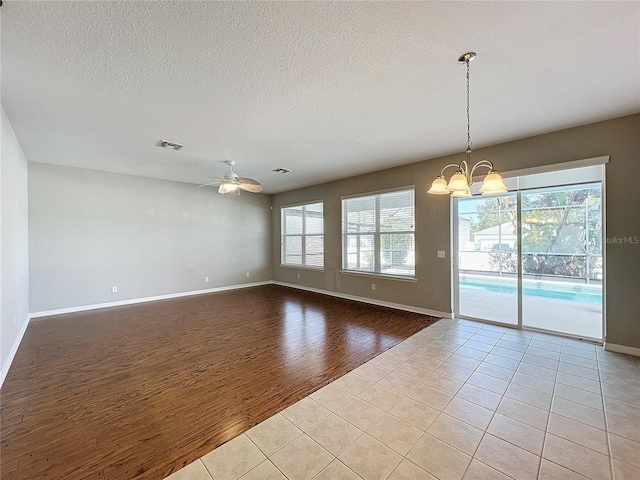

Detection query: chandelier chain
xmin=466 ymin=58 xmax=472 ymax=152
xmin=427 ymin=52 xmax=508 ymax=196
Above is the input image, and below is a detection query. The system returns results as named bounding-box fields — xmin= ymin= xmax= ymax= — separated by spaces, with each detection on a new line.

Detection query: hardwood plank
xmin=1 ymin=285 xmax=437 ymax=479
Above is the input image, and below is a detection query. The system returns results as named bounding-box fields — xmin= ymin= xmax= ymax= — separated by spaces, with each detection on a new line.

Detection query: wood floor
xmin=0 ymin=285 xmax=437 ymax=480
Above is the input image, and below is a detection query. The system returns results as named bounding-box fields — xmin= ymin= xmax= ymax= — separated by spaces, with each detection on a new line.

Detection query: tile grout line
xmin=538 ymin=343 xmax=560 ymax=480
xmin=456 ymin=326 xmax=510 ymax=479
xmin=598 ymin=352 xmax=616 ymax=480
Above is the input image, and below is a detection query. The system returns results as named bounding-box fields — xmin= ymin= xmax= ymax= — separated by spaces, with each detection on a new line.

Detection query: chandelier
xmin=427 ymin=52 xmax=507 ymax=197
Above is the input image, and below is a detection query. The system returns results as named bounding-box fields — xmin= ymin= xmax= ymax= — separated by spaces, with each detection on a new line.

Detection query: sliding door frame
xmin=452 ymin=161 xmax=607 ymax=342
xmin=516 ymin=191 xmax=524 ymax=330
xmin=451 ymin=192 xmax=522 ymax=329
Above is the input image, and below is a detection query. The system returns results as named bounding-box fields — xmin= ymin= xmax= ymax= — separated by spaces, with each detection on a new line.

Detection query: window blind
xmin=281 ymin=202 xmax=324 ymax=267
xmin=342 ymin=189 xmax=415 ymax=277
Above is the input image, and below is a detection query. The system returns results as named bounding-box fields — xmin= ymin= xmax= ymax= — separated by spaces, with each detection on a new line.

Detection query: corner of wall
xmin=0 ymin=106 xmax=31 ymax=388
xmin=0 ymin=314 xmax=30 ymax=387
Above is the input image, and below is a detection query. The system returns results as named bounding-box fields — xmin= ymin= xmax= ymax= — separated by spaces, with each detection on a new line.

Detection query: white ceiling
xmin=2 ymin=1 xmax=639 ymax=194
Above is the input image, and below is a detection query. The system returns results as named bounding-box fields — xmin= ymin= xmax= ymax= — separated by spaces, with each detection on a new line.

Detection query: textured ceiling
xmin=2 ymin=1 xmax=639 ymax=194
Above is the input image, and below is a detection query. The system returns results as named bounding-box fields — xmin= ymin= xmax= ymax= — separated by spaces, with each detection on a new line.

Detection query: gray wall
xmin=29 ymin=163 xmax=272 ymax=312
xmin=272 ymin=114 xmax=640 ymax=350
xmin=273 ymin=166 xmax=452 ymax=315
xmin=1 ymin=107 xmax=30 ymax=381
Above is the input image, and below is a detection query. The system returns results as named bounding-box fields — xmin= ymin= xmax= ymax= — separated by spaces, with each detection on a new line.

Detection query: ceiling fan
xmin=197 ymin=161 xmax=263 ymax=194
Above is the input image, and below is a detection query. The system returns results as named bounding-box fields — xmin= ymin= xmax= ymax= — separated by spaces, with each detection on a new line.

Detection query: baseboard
xmin=604 ymin=342 xmax=640 ymax=358
xmin=29 ymin=281 xmax=274 ymax=319
xmin=0 ymin=314 xmax=30 ymax=388
xmin=274 ymin=281 xmax=451 ymax=318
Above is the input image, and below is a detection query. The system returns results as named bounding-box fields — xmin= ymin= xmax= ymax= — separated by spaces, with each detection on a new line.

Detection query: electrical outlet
xmin=205 ymin=276 xmax=209 ymax=282
xmin=246 ymin=272 xmax=250 ymax=278
xmin=297 ymin=273 xmax=301 ymax=279
xmin=371 ymin=283 xmax=376 ymax=291
xmin=112 ymin=286 xmax=118 ymax=293
xmin=438 ymin=250 xmax=446 ymax=258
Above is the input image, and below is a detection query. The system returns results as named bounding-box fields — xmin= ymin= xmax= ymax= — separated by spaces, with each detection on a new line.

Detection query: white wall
xmin=1 ymin=107 xmax=30 ymax=385
xmin=29 ymin=163 xmax=272 ymax=313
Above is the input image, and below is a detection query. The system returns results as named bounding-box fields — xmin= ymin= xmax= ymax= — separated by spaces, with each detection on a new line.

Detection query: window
xmin=281 ymin=202 xmax=324 ymax=267
xmin=342 ymin=188 xmax=415 ymax=277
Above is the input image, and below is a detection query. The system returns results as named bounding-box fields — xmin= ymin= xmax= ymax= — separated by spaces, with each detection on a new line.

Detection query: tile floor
xmin=166 ymin=318 xmax=640 ymax=480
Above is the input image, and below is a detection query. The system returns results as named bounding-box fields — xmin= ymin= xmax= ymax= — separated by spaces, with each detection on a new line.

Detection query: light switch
xmin=438 ymin=251 xmax=446 ymax=258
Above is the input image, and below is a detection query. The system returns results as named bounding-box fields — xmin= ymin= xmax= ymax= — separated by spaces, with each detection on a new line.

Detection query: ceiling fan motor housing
xmin=224 ymin=172 xmax=239 ymax=182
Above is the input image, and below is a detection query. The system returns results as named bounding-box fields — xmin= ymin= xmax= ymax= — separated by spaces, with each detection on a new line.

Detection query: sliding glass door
xmin=456 ymin=194 xmax=518 ymax=326
xmin=454 ymin=167 xmax=604 ymax=341
xmin=521 ymin=184 xmax=603 ymax=339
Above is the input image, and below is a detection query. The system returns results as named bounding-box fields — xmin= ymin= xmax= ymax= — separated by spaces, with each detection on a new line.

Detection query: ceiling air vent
xmin=272 ymin=168 xmax=292 ymax=174
xmin=156 ymin=140 xmax=184 ymax=151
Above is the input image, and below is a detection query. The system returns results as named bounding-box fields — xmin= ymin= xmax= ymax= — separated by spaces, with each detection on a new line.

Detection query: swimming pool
xmin=459 ymin=275 xmax=602 ymax=305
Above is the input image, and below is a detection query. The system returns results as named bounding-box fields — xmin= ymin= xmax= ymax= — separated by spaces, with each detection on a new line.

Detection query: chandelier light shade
xmin=479 ymin=171 xmax=509 ymax=194
xmin=426 ymin=176 xmax=449 ymax=194
xmin=447 ymin=172 xmax=470 ymax=192
xmin=427 ymin=52 xmax=508 ymax=197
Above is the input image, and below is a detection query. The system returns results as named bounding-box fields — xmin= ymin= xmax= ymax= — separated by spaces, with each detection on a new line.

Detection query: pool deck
xmin=458 ymin=288 xmax=603 ymax=340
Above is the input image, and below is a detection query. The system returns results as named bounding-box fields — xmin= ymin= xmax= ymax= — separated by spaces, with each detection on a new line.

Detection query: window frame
xmin=280 ymin=201 xmax=325 ymax=269
xmin=341 ymin=187 xmax=416 ymax=279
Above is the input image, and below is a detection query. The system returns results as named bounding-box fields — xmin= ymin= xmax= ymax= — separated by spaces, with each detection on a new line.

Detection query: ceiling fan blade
xmin=238 ymin=183 xmax=263 ymax=193
xmin=237 ymin=176 xmax=261 ymax=185
xmin=237 ymin=177 xmax=262 ymax=192
xmin=197 ymin=181 xmax=221 ymax=188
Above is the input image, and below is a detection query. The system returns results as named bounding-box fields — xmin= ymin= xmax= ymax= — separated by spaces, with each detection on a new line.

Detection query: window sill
xmin=339 ymin=270 xmax=417 ymax=282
